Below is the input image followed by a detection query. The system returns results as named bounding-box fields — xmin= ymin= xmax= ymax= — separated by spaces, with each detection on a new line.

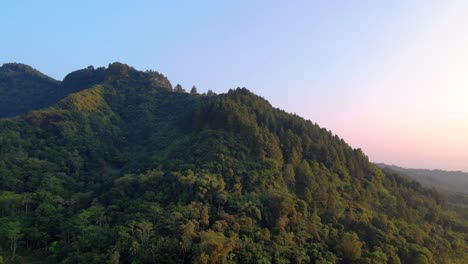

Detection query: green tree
xmin=198 ymin=230 xmax=235 ymax=264
xmin=174 ymin=84 xmax=186 ymax=93
xmin=190 ymin=85 xmax=198 ymax=94
xmin=0 ymin=220 xmax=22 ymax=259
xmin=341 ymin=232 xmax=363 ymax=262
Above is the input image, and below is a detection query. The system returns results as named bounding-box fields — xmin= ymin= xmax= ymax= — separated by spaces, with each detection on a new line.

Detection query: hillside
xmin=0 ymin=63 xmax=63 ymax=117
xmin=0 ymin=63 xmax=138 ymax=118
xmin=376 ymin=164 xmax=468 ymax=207
xmin=0 ymin=63 xmax=466 ymax=264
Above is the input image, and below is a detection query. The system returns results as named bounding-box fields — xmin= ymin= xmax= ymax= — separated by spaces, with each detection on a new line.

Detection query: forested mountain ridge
xmin=376 ymin=164 xmax=468 ymax=207
xmin=0 ymin=62 xmax=171 ymax=118
xmin=0 ymin=63 xmax=62 ymax=117
xmin=0 ymin=63 xmax=466 ymax=263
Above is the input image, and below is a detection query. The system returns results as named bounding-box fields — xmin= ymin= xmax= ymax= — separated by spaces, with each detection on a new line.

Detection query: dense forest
xmin=0 ymin=63 xmax=466 ymax=263
xmin=0 ymin=63 xmax=62 ymax=118
xmin=377 ymin=164 xmax=468 ymax=208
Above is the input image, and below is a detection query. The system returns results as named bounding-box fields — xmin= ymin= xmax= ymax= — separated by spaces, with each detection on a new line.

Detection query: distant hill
xmin=0 ymin=63 xmax=139 ymax=118
xmin=376 ymin=163 xmax=468 ymax=206
xmin=0 ymin=63 xmax=466 ymax=263
xmin=0 ymin=63 xmax=62 ymax=117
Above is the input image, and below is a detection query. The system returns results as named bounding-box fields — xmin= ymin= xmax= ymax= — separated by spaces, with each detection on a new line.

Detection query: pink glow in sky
xmin=310 ymin=1 xmax=468 ymax=171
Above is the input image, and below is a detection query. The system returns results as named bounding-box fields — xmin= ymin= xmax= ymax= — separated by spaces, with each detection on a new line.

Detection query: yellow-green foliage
xmin=64 ymin=85 xmax=106 ymax=111
xmin=198 ymin=230 xmax=236 ymax=264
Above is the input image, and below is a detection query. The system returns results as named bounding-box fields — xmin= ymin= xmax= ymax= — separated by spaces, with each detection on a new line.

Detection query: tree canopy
xmin=0 ymin=63 xmax=466 ymax=263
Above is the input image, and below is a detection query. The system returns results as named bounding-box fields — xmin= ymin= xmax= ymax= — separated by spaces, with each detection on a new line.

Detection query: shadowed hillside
xmin=0 ymin=63 xmax=62 ymax=117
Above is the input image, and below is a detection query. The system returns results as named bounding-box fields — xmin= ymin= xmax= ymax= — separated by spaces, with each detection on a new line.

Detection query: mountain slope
xmin=0 ymin=63 xmax=62 ymax=117
xmin=376 ymin=163 xmax=468 ymax=207
xmin=0 ymin=63 xmax=466 ymax=264
xmin=0 ymin=62 xmax=171 ymax=118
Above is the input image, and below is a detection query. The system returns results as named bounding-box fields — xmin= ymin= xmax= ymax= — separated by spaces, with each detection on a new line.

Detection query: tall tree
xmin=190 ymin=85 xmax=198 ymax=95
xmin=174 ymin=84 xmax=186 ymax=93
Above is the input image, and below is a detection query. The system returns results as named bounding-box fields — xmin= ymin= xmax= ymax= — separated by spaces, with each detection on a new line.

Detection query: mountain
xmin=0 ymin=63 xmax=466 ymax=264
xmin=0 ymin=63 xmax=144 ymax=118
xmin=376 ymin=163 xmax=468 ymax=207
xmin=0 ymin=63 xmax=63 ymax=117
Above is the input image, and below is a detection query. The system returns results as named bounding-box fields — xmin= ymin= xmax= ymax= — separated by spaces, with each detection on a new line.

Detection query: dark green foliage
xmin=61 ymin=65 xmax=106 ymax=94
xmin=0 ymin=63 xmax=466 ymax=263
xmin=0 ymin=62 xmax=173 ymax=118
xmin=190 ymin=86 xmax=198 ymax=95
xmin=174 ymin=84 xmax=186 ymax=93
xmin=0 ymin=63 xmax=61 ymax=117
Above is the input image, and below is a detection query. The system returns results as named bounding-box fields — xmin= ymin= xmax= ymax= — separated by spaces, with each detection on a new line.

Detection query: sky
xmin=2 ymin=0 xmax=468 ymax=171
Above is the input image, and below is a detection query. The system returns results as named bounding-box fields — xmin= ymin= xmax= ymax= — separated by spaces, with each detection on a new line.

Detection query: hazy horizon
xmin=2 ymin=1 xmax=467 ymax=171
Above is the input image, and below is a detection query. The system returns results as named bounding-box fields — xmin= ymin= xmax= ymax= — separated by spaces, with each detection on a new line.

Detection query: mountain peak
xmin=0 ymin=62 xmax=57 ymax=82
xmin=1 ymin=62 xmax=35 ymax=72
xmin=107 ymin=62 xmax=133 ymax=77
xmin=0 ymin=63 xmax=61 ymax=117
xmin=0 ymin=62 xmax=175 ymax=117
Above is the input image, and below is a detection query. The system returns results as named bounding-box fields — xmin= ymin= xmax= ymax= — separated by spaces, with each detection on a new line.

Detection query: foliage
xmin=0 ymin=63 xmax=61 ymax=117
xmin=0 ymin=63 xmax=466 ymax=263
xmin=377 ymin=163 xmax=468 ymax=207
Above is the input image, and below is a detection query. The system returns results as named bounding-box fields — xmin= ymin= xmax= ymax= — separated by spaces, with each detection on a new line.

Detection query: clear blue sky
xmin=3 ymin=1 xmax=468 ymax=171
